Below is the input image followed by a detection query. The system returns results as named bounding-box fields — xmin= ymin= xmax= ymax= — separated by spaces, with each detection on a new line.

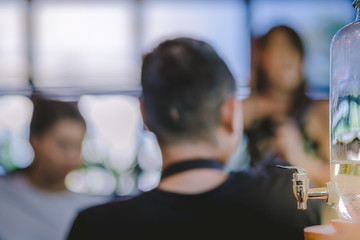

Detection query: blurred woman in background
xmin=242 ymin=25 xmax=330 ymax=187
xmin=0 ymin=96 xmax=107 ymax=240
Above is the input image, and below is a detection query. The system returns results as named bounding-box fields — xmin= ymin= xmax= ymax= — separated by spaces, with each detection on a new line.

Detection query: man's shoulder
xmin=67 ymin=191 xmax=158 ymax=239
xmin=78 ymin=190 xmax=155 ymax=220
xmin=226 ymin=165 xmax=296 ymax=203
xmin=228 ymin=165 xmax=293 ymax=186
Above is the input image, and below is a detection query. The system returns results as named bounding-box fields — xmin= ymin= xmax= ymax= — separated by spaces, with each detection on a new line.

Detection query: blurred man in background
xmin=0 ymin=97 xmax=107 ymax=240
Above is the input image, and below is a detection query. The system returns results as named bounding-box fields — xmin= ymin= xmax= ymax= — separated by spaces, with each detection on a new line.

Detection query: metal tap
xmin=277 ymin=165 xmax=329 ymax=210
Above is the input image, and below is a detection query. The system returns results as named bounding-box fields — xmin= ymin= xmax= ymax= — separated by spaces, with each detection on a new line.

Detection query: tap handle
xmin=276 ymin=165 xmax=306 ymax=175
xmin=277 ymin=165 xmax=309 ymax=210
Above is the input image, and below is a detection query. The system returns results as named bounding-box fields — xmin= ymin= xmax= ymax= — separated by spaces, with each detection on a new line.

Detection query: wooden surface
xmin=304 ymin=219 xmax=359 ymax=240
xmin=304 ymin=224 xmax=336 ymax=240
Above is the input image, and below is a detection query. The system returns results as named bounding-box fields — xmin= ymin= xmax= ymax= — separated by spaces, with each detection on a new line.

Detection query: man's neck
xmin=158 ymin=141 xmax=229 ymax=194
xmin=160 ymin=141 xmax=226 ymax=169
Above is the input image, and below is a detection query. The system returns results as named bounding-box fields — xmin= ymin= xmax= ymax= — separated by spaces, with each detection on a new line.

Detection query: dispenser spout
xmin=277 ymin=165 xmax=329 ymax=210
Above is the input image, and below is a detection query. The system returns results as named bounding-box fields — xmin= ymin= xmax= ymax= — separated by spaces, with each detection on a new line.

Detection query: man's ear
xmin=220 ymin=96 xmax=235 ymax=133
xmin=139 ymin=97 xmax=150 ymax=131
xmin=220 ymin=96 xmax=242 ymax=134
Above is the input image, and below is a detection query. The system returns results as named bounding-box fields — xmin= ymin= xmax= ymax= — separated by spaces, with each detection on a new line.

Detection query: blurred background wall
xmin=0 ymin=0 xmax=355 ymax=196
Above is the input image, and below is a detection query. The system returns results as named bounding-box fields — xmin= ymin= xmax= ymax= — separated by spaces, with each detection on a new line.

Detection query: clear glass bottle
xmin=330 ymin=0 xmax=360 ymax=221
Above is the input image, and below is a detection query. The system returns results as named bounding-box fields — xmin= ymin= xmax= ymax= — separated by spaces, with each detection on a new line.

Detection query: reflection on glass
xmin=330 ymin=2 xmax=360 ymax=220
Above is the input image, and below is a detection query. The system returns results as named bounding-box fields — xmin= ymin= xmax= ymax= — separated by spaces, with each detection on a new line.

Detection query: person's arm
xmin=242 ymin=95 xmax=261 ymax=130
xmin=243 ymin=94 xmax=289 ymax=130
xmin=304 ymin=100 xmax=330 ymax=164
xmin=274 ymin=106 xmax=330 ymax=187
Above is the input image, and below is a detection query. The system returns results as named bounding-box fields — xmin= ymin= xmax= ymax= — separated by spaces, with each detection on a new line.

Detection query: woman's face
xmin=31 ymin=119 xmax=86 ymax=183
xmin=262 ymin=30 xmax=303 ymax=92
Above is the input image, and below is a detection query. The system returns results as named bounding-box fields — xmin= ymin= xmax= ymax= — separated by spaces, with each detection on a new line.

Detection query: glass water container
xmin=330 ymin=0 xmax=360 ymax=221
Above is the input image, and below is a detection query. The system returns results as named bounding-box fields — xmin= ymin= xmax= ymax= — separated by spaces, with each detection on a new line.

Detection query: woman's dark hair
xmin=247 ymin=26 xmax=310 ymax=166
xmin=141 ymin=38 xmax=236 ymax=144
xmin=251 ymin=25 xmax=307 ymax=114
xmin=30 ymin=96 xmax=86 ymax=136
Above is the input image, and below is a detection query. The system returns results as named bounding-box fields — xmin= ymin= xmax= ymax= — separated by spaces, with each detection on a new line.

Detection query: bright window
xmin=0 ymin=0 xmax=28 ymax=90
xmin=142 ymin=0 xmax=250 ymax=86
xmin=32 ymin=0 xmax=139 ymax=92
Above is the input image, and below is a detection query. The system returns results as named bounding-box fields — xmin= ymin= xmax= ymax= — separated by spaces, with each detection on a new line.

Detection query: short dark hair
xmin=141 ymin=38 xmax=236 ymax=144
xmin=30 ymin=96 xmax=86 ymax=136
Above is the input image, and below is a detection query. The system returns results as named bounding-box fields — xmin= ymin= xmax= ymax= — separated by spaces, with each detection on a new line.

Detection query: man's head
xmin=29 ymin=97 xmax=86 ymax=185
xmin=141 ymin=38 xmax=242 ymax=159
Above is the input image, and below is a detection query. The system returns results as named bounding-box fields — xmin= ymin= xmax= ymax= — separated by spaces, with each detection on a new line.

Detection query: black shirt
xmin=67 ymin=167 xmax=321 ymax=240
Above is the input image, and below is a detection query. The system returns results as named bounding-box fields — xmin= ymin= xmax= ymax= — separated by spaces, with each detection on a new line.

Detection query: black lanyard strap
xmin=160 ymin=159 xmax=223 ymax=180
